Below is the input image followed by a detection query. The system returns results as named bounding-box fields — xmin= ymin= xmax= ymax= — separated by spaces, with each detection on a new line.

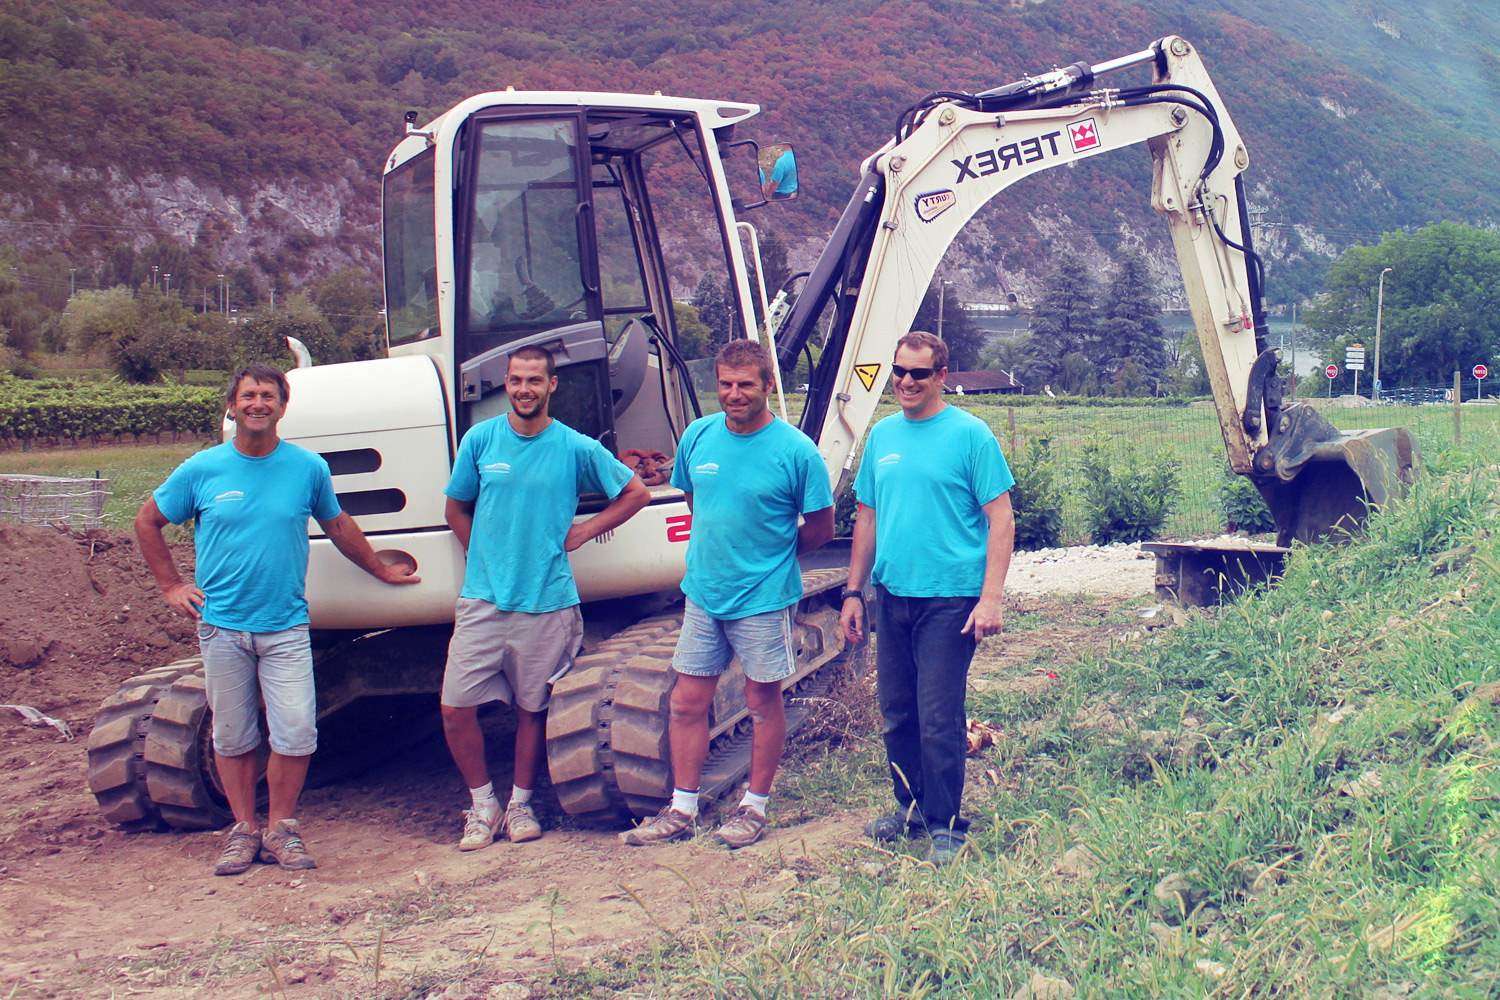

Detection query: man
xmin=760 ymin=147 xmax=798 ymax=201
xmin=136 ymin=363 xmax=419 ymax=876
xmin=621 ymin=339 xmax=833 ymax=849
xmin=442 ymin=346 xmax=649 ymax=851
xmin=839 ymin=331 xmax=1015 ymax=866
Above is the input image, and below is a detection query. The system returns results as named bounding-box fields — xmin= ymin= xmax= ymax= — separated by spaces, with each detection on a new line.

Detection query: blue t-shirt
xmin=768 ymin=150 xmax=798 ymax=195
xmin=153 ymin=441 xmax=341 ymax=632
xmin=671 ymin=414 xmax=833 ymax=619
xmin=445 ymin=416 xmax=634 ymax=613
xmin=854 ymin=405 xmax=1014 ymax=597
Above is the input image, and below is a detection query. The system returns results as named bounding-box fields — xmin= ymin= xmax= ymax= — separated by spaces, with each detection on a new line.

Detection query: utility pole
xmin=69 ymin=267 xmax=76 ymax=297
xmin=1374 ymin=267 xmax=1392 ymax=404
xmin=935 ymin=278 xmax=953 ymax=339
xmin=1288 ymin=303 xmax=1297 ymax=398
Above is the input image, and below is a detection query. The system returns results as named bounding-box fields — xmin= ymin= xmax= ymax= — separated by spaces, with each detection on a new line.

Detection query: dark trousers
xmin=874 ymin=586 xmax=979 ymax=836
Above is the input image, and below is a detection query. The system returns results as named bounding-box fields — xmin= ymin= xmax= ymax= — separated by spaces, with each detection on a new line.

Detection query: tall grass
xmin=544 ymin=456 xmax=1500 ymax=998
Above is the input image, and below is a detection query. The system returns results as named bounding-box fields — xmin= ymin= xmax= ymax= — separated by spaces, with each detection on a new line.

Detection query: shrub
xmin=1009 ymin=434 xmax=1064 ymax=550
xmin=1078 ymin=439 xmax=1182 ymax=543
xmin=1215 ymin=463 xmax=1276 ymax=533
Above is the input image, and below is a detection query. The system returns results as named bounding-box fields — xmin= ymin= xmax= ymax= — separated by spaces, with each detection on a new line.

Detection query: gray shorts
xmin=441 ymin=598 xmax=584 ymax=712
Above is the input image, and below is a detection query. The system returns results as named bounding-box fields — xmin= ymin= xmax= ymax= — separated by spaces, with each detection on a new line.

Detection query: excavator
xmin=88 ymin=36 xmax=1415 ymax=831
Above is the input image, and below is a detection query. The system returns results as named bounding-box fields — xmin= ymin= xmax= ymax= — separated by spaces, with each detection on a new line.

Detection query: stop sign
xmin=1476 ymin=364 xmax=1488 ymax=380
xmin=1325 ymin=364 xmax=1338 ymax=379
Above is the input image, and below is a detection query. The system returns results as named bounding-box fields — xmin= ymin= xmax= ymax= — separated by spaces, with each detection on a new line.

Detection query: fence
xmin=0 ymin=474 xmax=110 ymax=529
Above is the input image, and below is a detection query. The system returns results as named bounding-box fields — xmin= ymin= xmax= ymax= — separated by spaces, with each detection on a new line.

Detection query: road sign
xmin=1325 ymin=364 xmax=1338 ymax=379
xmin=1475 ymin=364 xmax=1488 ymax=380
xmin=1374 ymin=379 xmax=1382 ymax=391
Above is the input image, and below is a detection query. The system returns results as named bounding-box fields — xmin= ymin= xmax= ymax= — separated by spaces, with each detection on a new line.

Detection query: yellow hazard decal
xmin=854 ymin=363 xmax=881 ymax=391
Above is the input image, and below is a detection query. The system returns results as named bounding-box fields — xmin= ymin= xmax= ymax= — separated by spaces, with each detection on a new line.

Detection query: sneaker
xmin=213 ymin=821 xmax=261 ymax=876
xmin=458 ymin=805 xmax=503 ymax=851
xmin=502 ymin=801 xmax=542 ymax=843
xmin=617 ymin=806 xmax=696 ymax=846
xmin=258 ymin=819 xmax=318 ymax=871
xmin=862 ymin=810 xmax=923 ymax=843
xmin=925 ymin=831 xmax=965 ymax=867
xmin=713 ymin=806 xmax=767 ymax=849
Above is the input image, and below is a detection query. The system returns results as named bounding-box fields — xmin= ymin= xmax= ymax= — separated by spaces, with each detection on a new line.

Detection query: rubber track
xmin=547 ymin=568 xmax=853 ymax=824
xmin=546 ymin=610 xmax=683 ymax=824
xmin=144 ymin=669 xmax=237 ymax=831
xmin=85 ymin=659 xmax=204 ymax=832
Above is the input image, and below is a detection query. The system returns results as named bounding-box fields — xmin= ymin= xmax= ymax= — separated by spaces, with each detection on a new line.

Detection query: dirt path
xmin=0 ymin=524 xmax=1152 ymax=998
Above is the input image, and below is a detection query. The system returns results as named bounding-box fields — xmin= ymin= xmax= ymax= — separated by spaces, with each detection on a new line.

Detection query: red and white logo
xmin=1325 ymin=364 xmax=1338 ymax=379
xmin=1475 ymin=364 xmax=1488 ymax=380
xmin=1068 ymin=118 xmax=1100 ymax=153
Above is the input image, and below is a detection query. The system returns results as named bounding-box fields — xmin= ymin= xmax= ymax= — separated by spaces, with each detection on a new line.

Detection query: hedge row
xmin=0 ymin=377 xmax=222 ymax=446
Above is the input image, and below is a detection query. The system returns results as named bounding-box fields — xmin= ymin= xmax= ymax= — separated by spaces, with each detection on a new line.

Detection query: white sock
xmin=740 ymin=791 xmax=770 ymax=817
xmin=510 ymin=785 xmax=533 ymax=806
xmin=470 ymin=782 xmax=499 ymax=813
xmin=671 ymin=787 xmax=700 ymax=817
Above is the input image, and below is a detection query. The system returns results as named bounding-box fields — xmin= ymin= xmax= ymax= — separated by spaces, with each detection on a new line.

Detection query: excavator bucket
xmin=1250 ymin=402 xmax=1420 ymax=546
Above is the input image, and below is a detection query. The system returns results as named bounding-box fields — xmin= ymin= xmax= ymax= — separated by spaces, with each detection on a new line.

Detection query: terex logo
xmin=1068 ymin=118 xmax=1100 ymax=153
xmin=665 ymin=513 xmax=691 ymax=543
xmin=952 ymin=130 xmax=1064 ymax=184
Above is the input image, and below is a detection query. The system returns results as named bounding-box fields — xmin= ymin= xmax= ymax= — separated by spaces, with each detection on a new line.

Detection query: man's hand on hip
xmin=961 ymin=596 xmax=1005 ymax=642
xmin=164 ymin=582 xmax=205 ymax=619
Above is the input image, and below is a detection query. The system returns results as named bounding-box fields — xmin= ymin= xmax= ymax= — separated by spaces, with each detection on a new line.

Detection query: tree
xmin=690 ymin=273 xmax=734 ymax=355
xmin=310 ymin=269 xmax=384 ymax=361
xmin=1302 ymin=222 xmax=1500 ymax=388
xmin=1026 ymin=254 xmax=1097 ymax=392
xmin=672 ymin=300 xmax=713 ymax=360
xmin=1097 ymin=251 xmax=1167 ymax=394
xmin=910 ymin=281 xmax=984 ymax=372
xmin=60 ymin=287 xmax=142 ymax=353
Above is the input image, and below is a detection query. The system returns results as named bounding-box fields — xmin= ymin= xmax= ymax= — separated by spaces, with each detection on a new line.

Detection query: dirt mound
xmin=0 ymin=523 xmax=198 ymax=719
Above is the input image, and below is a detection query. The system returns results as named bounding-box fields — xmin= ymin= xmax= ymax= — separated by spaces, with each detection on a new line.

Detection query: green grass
xmin=538 ymin=448 xmax=1500 ymax=999
xmin=0 ymin=439 xmax=214 ymax=527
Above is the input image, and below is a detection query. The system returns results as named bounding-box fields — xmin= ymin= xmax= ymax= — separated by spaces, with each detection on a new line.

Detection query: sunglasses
xmin=890 ymin=364 xmax=939 ymax=381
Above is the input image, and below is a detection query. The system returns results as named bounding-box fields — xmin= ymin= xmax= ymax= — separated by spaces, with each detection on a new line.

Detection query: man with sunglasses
xmin=839 ymin=331 xmax=1015 ymax=866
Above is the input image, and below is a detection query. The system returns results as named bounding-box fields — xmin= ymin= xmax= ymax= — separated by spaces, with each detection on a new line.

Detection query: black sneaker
xmin=925 ymin=831 xmax=965 ymax=867
xmin=862 ymin=811 xmax=924 ymax=843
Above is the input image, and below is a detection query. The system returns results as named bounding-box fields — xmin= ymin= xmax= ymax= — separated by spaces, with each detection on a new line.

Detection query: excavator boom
xmin=778 ymin=36 xmax=1416 ymax=544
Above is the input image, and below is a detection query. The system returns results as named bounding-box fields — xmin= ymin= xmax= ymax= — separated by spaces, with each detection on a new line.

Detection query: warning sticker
xmin=854 ymin=364 xmax=881 ymax=391
xmin=1068 ymin=118 xmax=1100 ymax=153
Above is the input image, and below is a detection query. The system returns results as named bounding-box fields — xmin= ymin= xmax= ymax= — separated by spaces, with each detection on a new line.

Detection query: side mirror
xmin=757 ymin=144 xmax=799 ymax=202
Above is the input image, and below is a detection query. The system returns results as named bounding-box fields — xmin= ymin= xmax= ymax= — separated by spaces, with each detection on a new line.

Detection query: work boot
xmin=713 ymin=806 xmax=767 ymax=849
xmin=458 ymin=805 xmax=502 ymax=852
xmin=213 ymin=821 xmax=261 ymax=876
xmin=925 ymin=831 xmax=965 ymax=867
xmin=617 ymin=806 xmax=696 ymax=846
xmin=862 ymin=808 xmax=924 ymax=843
xmin=258 ymin=819 xmax=318 ymax=871
xmin=503 ymin=801 xmax=542 ymax=843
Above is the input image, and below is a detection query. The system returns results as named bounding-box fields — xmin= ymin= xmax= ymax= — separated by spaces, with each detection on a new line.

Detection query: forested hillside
xmin=2 ymin=0 xmax=1496 ymax=312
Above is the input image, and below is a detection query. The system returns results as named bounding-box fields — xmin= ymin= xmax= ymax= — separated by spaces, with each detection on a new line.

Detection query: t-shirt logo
xmin=212 ymin=490 xmax=245 ymax=503
xmin=694 ymin=462 xmax=720 ymax=475
xmin=877 ymin=453 xmax=901 ymax=466
xmin=483 ymin=462 xmax=512 ymax=475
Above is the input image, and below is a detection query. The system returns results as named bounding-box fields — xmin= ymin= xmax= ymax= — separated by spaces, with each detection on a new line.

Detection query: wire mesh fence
xmin=0 ymin=474 xmax=110 ymax=529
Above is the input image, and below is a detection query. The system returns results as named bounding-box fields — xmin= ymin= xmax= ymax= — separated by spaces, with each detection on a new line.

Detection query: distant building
xmin=943 ymin=370 xmax=1023 ymax=395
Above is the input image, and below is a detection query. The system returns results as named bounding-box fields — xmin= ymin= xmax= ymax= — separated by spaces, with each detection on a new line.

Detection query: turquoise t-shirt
xmin=853 ymin=405 xmax=1014 ymax=597
xmin=671 ymin=415 xmax=833 ymax=619
xmin=153 ymin=440 xmax=341 ymax=632
xmin=445 ymin=416 xmax=634 ymax=613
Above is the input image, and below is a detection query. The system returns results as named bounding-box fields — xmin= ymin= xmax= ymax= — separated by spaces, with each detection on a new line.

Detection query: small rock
xmin=1013 ymin=973 xmax=1075 ymax=1000
xmin=858 ymin=862 xmax=886 ymax=878
xmin=1058 ymin=845 xmax=1096 ymax=877
xmin=1152 ymin=872 xmax=1210 ymax=916
xmin=489 ymin=983 xmax=531 ymax=1000
xmin=1195 ymin=958 xmax=1227 ymax=978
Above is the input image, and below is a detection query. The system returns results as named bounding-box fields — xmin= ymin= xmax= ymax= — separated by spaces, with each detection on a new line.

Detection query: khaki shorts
xmin=441 ymin=598 xmax=584 ymax=712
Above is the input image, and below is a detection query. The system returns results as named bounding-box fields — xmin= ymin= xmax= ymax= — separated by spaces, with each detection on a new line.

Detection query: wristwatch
xmin=840 ymin=588 xmax=865 ymax=603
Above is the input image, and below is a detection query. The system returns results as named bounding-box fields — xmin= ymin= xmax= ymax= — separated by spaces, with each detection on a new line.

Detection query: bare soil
xmin=0 ymin=523 xmax=1150 ymax=999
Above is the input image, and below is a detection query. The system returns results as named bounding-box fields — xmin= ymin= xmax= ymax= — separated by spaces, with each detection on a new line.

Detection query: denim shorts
xmin=672 ymin=598 xmax=796 ymax=684
xmin=197 ymin=622 xmax=316 ymax=757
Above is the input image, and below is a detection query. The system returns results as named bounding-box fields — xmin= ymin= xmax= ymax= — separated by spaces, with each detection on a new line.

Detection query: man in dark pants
xmin=839 ymin=331 xmax=1014 ymax=866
